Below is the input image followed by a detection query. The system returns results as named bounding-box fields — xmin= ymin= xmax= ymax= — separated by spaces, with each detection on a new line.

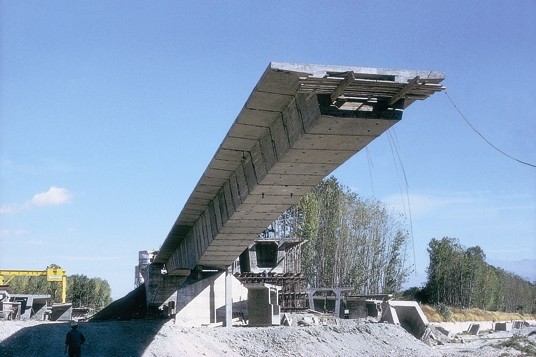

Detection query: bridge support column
xmin=225 ymin=266 xmax=232 ymax=327
xmin=145 ymin=263 xmax=188 ymax=311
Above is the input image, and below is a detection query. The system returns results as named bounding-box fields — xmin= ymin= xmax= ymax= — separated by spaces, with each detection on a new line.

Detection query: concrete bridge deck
xmin=152 ymin=62 xmax=445 ymax=289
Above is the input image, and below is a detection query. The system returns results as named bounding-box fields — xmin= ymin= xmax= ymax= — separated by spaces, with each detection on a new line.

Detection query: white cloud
xmin=0 ymin=229 xmax=26 ymax=238
xmin=23 ymin=186 xmax=73 ymax=208
xmin=0 ymin=204 xmax=17 ymax=214
xmin=0 ymin=186 xmax=73 ymax=214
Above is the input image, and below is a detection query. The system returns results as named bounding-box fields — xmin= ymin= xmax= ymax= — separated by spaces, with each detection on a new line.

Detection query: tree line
xmin=7 ymin=274 xmax=112 ymax=310
xmin=265 ymin=176 xmax=412 ymax=294
xmin=421 ymin=237 xmax=535 ymax=314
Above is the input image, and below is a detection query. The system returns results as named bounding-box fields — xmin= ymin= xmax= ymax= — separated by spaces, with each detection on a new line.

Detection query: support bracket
xmin=330 ymin=71 xmax=355 ymax=104
xmin=386 ymin=76 xmax=421 ymax=107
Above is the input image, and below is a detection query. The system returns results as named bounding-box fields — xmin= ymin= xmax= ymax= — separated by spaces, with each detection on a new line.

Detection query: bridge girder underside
xmin=154 ymin=62 xmax=445 ymax=274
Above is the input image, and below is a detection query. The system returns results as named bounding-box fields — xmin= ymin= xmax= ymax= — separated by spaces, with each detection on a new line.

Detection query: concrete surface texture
xmin=174 ymin=272 xmax=248 ymax=327
xmin=153 ymin=62 xmax=446 ymax=281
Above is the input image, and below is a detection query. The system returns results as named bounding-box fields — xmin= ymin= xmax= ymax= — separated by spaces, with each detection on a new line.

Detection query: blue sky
xmin=1 ymin=1 xmax=534 ymax=299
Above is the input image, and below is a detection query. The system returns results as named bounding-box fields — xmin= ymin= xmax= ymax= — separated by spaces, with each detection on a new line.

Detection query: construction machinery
xmin=0 ymin=264 xmax=67 ymax=303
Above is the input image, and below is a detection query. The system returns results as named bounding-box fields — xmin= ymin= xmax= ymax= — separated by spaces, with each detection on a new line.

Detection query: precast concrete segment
xmin=155 ymin=62 xmax=445 ymax=273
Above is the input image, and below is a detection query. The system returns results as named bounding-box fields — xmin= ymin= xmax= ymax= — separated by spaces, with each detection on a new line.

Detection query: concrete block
xmin=255 ymin=66 xmax=300 ymax=95
xmin=11 ymin=295 xmax=51 ymax=320
xmin=217 ymin=190 xmax=229 ymax=226
xmin=258 ymin=172 xmax=325 ymax=187
xmin=184 ymin=232 xmax=198 ymax=268
xmin=228 ymin=173 xmax=242 ymax=211
xmin=212 ymin=149 xmax=243 ymax=166
xmin=346 ymin=300 xmax=369 ymax=319
xmin=246 ymin=90 xmax=291 ymax=112
xmin=222 ymin=181 xmax=236 ymax=218
xmin=175 ymin=272 xmax=248 ymax=327
xmin=281 ymin=98 xmax=305 ymax=146
xmin=50 ymin=303 xmax=72 ymax=321
xmin=267 ymin=161 xmax=333 ymax=176
xmin=236 ymin=107 xmax=280 ymax=127
xmin=385 ymin=301 xmax=429 ymax=339
xmin=203 ymin=208 xmax=215 ymax=245
xmin=191 ymin=216 xmax=203 ymax=260
xmin=259 ymin=128 xmax=277 ymax=172
xmin=468 ymin=323 xmax=480 ymax=335
xmin=292 ymin=133 xmax=370 ymax=151
xmin=242 ymin=153 xmax=258 ymax=193
xmin=220 ymin=135 xmax=257 ymax=151
xmin=278 ymin=146 xmax=356 ymax=166
xmin=193 ymin=184 xmax=220 ymax=198
xmin=245 ymin=283 xmax=281 ymax=327
xmin=195 ymin=174 xmax=227 ymax=188
xmin=494 ymin=322 xmax=512 ymax=331
xmin=250 ymin=141 xmax=267 ymax=183
xmin=296 ymin=93 xmax=321 ymax=132
xmin=381 ymin=305 xmax=399 ymax=325
xmin=435 ymin=326 xmax=453 ymax=339
xmin=235 ymin=161 xmax=249 ymax=202
xmin=207 ymin=201 xmax=219 ymax=237
xmin=145 ymin=263 xmax=188 ymax=308
xmin=211 ymin=195 xmax=223 ymax=233
xmin=270 ymin=115 xmax=291 ymax=160
xmin=192 ymin=225 xmax=203 ymax=264
xmin=204 ymin=166 xmax=233 ymax=179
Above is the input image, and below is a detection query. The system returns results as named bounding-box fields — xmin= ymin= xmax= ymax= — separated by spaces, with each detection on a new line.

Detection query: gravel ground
xmin=431 ymin=326 xmax=536 ymax=357
xmin=1 ymin=317 xmax=535 ymax=357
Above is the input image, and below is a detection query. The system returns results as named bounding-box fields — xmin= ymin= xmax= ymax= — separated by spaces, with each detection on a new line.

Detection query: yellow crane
xmin=0 ymin=264 xmax=67 ymax=303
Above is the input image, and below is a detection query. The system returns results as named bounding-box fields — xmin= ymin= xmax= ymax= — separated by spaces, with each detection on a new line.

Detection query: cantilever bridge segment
xmin=147 ymin=62 xmax=445 ymax=306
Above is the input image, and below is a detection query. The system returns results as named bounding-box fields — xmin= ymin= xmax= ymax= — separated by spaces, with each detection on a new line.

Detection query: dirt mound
xmin=91 ymin=284 xmax=147 ymax=321
xmin=2 ymin=318 xmax=535 ymax=356
xmin=0 ymin=318 xmax=439 ymax=357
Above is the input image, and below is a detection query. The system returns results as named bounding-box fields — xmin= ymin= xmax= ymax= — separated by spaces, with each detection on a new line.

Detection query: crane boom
xmin=0 ymin=265 xmax=67 ymax=303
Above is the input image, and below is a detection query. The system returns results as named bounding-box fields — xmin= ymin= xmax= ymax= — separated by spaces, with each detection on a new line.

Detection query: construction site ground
xmin=1 ymin=316 xmax=535 ymax=357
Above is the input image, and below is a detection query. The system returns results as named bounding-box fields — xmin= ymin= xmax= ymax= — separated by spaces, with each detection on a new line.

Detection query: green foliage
xmin=67 ymin=274 xmax=112 ymax=309
xmin=9 ymin=274 xmax=112 ymax=309
xmin=271 ymin=176 xmax=411 ymax=294
xmin=493 ymin=333 xmax=536 ymax=356
xmin=401 ymin=286 xmax=429 ymax=303
xmin=9 ymin=276 xmax=62 ymax=302
xmin=435 ymin=303 xmax=452 ymax=319
xmin=425 ymin=237 xmax=536 ymax=313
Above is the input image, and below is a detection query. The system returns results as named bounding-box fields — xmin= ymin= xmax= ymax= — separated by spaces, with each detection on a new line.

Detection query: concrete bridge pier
xmin=145 ymin=263 xmax=189 ymax=311
xmin=225 ymin=267 xmax=233 ymax=327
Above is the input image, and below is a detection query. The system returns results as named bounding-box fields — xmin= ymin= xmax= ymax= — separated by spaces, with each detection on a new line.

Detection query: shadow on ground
xmin=0 ymin=319 xmax=171 ymax=357
xmin=0 ymin=285 xmax=170 ymax=357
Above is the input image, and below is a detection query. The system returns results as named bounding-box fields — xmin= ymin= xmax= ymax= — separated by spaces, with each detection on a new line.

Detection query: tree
xmin=66 ymin=274 xmax=112 ymax=309
xmin=424 ymin=237 xmax=535 ymax=313
xmin=269 ymin=176 xmax=411 ymax=294
xmin=9 ymin=276 xmax=53 ymax=298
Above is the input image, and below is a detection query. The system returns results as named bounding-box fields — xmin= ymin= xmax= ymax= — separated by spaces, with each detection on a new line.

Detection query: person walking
xmin=64 ymin=321 xmax=86 ymax=357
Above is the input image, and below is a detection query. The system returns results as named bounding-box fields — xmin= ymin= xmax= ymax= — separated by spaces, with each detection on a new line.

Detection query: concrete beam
xmin=154 ymin=62 xmax=445 ymax=276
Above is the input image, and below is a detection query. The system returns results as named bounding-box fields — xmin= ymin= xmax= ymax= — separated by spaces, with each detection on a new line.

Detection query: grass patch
xmin=421 ymin=305 xmax=536 ymax=323
xmin=421 ymin=304 xmax=446 ymax=322
xmin=492 ymin=333 xmax=536 ymax=356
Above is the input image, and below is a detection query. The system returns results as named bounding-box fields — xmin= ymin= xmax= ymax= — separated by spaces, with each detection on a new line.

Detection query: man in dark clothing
xmin=64 ymin=321 xmax=86 ymax=357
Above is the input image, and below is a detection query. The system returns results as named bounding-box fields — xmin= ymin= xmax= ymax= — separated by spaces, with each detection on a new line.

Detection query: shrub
xmin=436 ymin=303 xmax=452 ymax=320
